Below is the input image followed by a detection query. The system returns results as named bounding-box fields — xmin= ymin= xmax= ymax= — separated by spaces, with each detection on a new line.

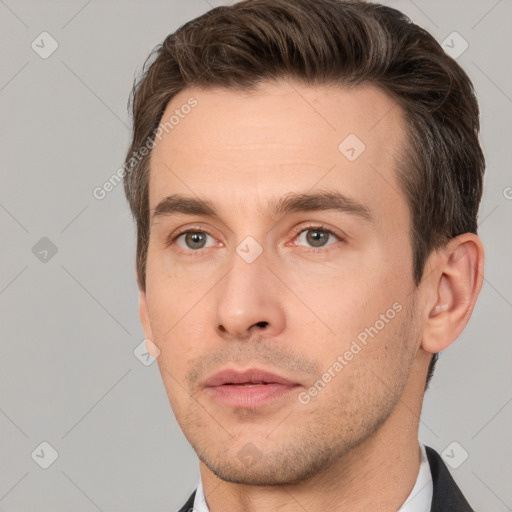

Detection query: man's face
xmin=141 ymin=80 xmax=425 ymax=485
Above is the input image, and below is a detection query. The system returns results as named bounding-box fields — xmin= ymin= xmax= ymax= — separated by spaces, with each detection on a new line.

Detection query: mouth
xmin=202 ymin=368 xmax=301 ymax=408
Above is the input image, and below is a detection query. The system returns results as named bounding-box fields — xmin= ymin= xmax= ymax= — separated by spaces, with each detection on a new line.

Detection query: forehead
xmin=148 ymin=80 xmax=408 ymax=225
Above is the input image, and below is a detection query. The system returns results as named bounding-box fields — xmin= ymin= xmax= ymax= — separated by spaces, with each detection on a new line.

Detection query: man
xmin=122 ymin=0 xmax=485 ymax=510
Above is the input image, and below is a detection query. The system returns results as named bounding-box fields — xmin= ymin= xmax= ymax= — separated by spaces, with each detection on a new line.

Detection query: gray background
xmin=1 ymin=0 xmax=511 ymax=511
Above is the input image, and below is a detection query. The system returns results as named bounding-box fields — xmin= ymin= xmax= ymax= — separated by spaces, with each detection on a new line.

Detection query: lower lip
xmin=206 ymin=383 xmax=300 ymax=408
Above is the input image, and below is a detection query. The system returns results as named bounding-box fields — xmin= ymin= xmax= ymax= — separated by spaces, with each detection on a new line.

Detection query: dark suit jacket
xmin=177 ymin=446 xmax=474 ymax=512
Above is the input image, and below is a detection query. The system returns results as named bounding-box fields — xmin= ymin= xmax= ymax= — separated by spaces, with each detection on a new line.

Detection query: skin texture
xmin=139 ymin=80 xmax=484 ymax=511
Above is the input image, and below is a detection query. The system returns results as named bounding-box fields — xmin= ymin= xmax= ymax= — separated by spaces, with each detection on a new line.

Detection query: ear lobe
xmin=422 ymin=234 xmax=484 ymax=354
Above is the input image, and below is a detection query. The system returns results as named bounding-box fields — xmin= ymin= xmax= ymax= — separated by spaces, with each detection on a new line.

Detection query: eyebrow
xmin=152 ymin=191 xmax=372 ymax=223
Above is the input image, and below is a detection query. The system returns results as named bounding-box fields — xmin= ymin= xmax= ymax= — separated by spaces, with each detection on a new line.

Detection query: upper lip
xmin=202 ymin=368 xmax=298 ymax=387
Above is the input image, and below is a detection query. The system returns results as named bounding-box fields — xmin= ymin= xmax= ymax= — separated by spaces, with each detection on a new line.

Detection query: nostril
xmin=255 ymin=321 xmax=268 ymax=328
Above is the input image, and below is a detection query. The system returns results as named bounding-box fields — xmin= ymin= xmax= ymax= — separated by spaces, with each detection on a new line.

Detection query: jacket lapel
xmin=426 ymin=446 xmax=474 ymax=512
xmin=177 ymin=489 xmax=196 ymax=512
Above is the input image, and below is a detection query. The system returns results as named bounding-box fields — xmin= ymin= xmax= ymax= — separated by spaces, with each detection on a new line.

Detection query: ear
xmin=422 ymin=233 xmax=484 ymax=354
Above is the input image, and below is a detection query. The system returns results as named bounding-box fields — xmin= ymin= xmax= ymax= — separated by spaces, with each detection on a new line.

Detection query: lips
xmin=202 ymin=368 xmax=300 ymax=408
xmin=202 ymin=368 xmax=297 ymax=388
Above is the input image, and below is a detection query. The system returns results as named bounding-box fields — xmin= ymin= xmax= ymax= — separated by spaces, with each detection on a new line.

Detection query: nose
xmin=214 ymin=247 xmax=286 ymax=341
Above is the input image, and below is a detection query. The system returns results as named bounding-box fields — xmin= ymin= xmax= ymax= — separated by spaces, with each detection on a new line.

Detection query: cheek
xmin=144 ymin=281 xmax=195 ymax=377
xmin=294 ymin=270 xmax=413 ymax=376
xmin=145 ymin=251 xmax=201 ymax=333
xmin=318 ymin=303 xmax=416 ymax=411
xmin=284 ymin=269 xmax=385 ymax=339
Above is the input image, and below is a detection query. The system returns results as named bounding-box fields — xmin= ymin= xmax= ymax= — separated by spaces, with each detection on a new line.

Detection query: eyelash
xmin=167 ymin=224 xmax=343 ymax=257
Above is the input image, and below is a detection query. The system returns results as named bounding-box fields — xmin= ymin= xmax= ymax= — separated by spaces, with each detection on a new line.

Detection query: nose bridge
xmin=214 ymin=238 xmax=286 ymax=338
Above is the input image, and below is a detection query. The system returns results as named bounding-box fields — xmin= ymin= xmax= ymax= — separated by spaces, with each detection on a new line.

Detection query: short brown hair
xmin=123 ymin=0 xmax=485 ymax=386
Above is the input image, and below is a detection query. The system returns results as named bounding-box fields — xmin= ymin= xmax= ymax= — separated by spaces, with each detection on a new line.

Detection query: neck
xmin=201 ymin=360 xmax=427 ymax=511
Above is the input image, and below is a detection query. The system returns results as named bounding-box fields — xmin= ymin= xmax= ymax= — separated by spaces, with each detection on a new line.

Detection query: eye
xmin=173 ymin=230 xmax=217 ymax=251
xmin=293 ymin=225 xmax=342 ymax=250
xmin=168 ymin=224 xmax=343 ymax=255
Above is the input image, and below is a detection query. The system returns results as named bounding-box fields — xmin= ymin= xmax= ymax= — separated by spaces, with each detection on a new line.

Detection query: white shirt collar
xmin=192 ymin=442 xmax=433 ymax=512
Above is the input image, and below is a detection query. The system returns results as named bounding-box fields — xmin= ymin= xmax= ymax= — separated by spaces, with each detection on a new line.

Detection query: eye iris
xmin=185 ymin=232 xmax=206 ymax=249
xmin=306 ymin=229 xmax=329 ymax=247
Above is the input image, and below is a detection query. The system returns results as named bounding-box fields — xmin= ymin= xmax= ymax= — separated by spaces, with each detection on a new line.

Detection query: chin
xmin=197 ymin=441 xmax=339 ymax=486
